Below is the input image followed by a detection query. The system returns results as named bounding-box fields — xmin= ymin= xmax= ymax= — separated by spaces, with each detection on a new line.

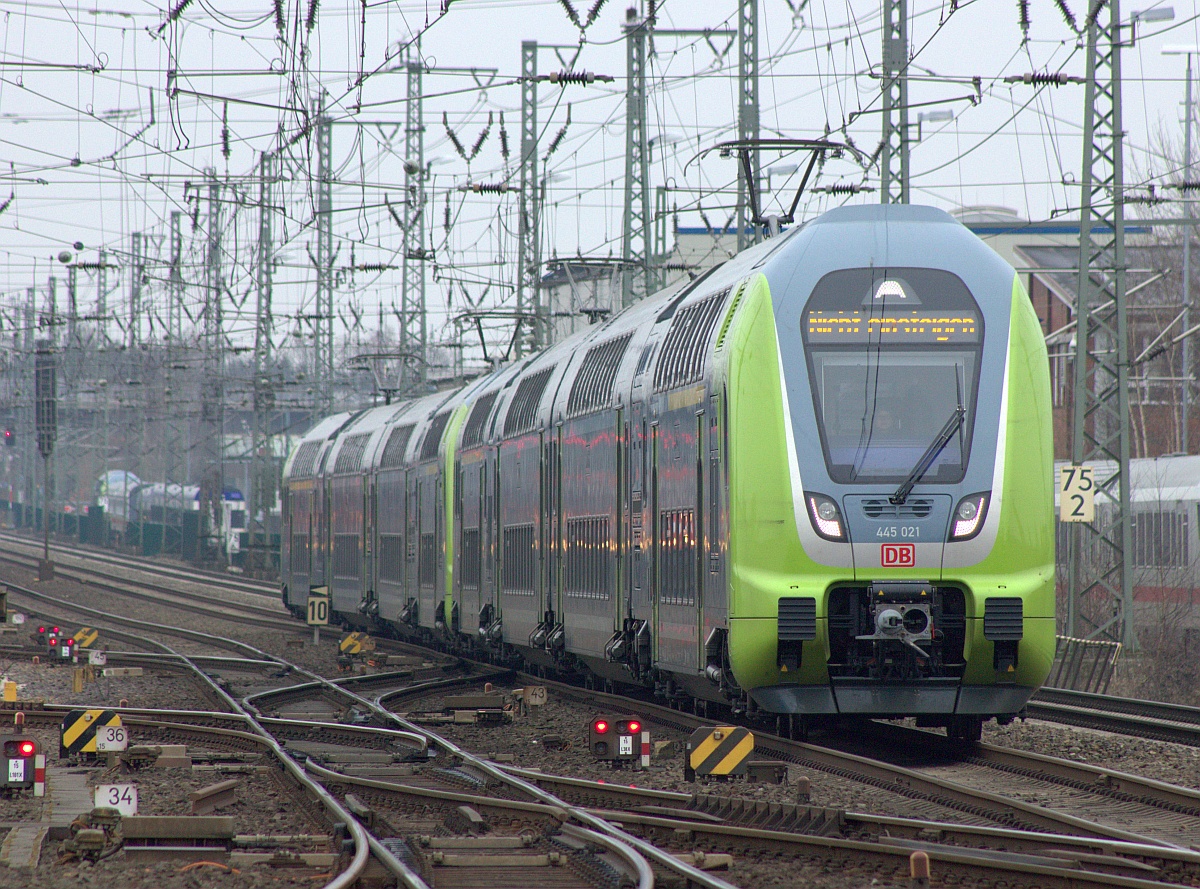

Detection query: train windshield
xmin=801 ymin=268 xmax=984 ymax=485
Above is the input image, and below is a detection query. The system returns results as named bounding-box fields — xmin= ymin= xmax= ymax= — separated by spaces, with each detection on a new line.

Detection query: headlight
xmin=806 ymin=492 xmax=847 ymax=542
xmin=949 ymin=492 xmax=989 ymax=541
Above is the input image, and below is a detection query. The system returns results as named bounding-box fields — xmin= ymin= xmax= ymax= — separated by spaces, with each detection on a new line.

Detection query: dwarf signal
xmin=589 ymin=716 xmax=649 ymax=767
xmin=1 ymin=736 xmax=44 ymax=795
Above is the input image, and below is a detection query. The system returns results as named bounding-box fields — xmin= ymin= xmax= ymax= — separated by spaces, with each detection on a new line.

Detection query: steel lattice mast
xmin=880 ymin=0 xmax=910 ymax=204
xmin=1068 ymin=0 xmax=1135 ymax=647
xmin=621 ymin=12 xmax=651 ymax=307
xmin=164 ymin=210 xmax=186 ymax=554
xmin=517 ymin=40 xmax=543 ymax=347
xmin=251 ymin=151 xmax=276 ymax=574
xmin=200 ymin=170 xmax=225 ymax=560
xmin=401 ymin=47 xmax=428 ymax=386
xmin=736 ymin=0 xmax=759 ymax=246
xmin=315 ymin=102 xmax=335 ymax=413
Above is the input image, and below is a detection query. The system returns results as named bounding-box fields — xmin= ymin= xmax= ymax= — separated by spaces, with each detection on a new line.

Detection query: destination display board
xmin=805 ymin=310 xmax=981 ymax=344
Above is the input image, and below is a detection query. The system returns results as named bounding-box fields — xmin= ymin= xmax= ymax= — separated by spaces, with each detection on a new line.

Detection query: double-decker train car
xmin=281 ymin=204 xmax=1056 ymax=740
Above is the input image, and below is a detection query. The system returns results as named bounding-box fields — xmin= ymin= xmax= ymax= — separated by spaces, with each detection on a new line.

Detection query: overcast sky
xmin=0 ymin=0 xmax=1196 ymax=361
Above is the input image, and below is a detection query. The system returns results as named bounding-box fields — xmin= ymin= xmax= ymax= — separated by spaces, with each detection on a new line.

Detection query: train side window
xmin=502 ymin=524 xmax=536 ymax=594
xmin=379 ymin=534 xmax=403 ymax=582
xmin=565 ymin=516 xmax=610 ymax=600
xmin=419 ymin=533 xmax=436 ymax=587
xmin=659 ymin=508 xmax=696 ymax=605
xmin=461 ymin=528 xmax=482 ymax=588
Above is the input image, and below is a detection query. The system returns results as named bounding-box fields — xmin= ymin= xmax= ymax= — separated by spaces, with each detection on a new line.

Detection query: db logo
xmin=881 ymin=543 xmax=916 ymax=567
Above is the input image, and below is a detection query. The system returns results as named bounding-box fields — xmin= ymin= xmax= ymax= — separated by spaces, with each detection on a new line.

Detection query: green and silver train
xmin=281 ymin=204 xmax=1056 ymax=740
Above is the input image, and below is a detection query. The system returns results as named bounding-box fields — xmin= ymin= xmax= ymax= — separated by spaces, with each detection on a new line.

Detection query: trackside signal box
xmin=589 ymin=716 xmax=646 ymax=765
xmin=1 ymin=736 xmax=43 ymax=795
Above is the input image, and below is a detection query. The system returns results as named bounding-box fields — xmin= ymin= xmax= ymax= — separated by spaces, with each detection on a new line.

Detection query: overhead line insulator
xmin=543 ymin=71 xmax=614 ymax=85
xmin=1054 ymin=0 xmax=1078 ymax=31
xmin=814 ymin=183 xmax=875 ymax=195
xmin=464 ymin=182 xmax=516 ymax=194
xmin=1003 ymin=72 xmax=1084 ymax=86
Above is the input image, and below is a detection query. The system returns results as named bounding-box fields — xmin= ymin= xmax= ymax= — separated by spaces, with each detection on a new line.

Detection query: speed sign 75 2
xmin=1059 ymin=464 xmax=1095 ymax=523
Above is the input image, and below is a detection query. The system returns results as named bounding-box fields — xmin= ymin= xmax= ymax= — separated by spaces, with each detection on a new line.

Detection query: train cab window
xmin=229 ymin=509 xmax=246 ymax=529
xmin=801 ymin=268 xmax=983 ymax=485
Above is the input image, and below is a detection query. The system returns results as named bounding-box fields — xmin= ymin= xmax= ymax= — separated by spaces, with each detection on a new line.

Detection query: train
xmin=126 ymin=483 xmax=247 ymax=560
xmin=280 ymin=204 xmax=1056 ymax=741
xmin=99 ymin=472 xmax=247 ymax=560
xmin=1058 ymin=456 xmax=1200 ymax=611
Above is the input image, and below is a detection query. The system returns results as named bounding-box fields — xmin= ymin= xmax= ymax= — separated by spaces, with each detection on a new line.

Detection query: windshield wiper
xmin=890 ymin=405 xmax=966 ymax=505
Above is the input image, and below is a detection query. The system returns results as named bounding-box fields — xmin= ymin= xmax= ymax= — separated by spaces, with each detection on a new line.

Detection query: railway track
xmin=1030 ymin=687 xmax=1200 ymax=748
xmin=0 ymin=575 xmax=727 ymax=887
xmin=0 ymin=528 xmax=278 ymax=598
xmin=267 ymin=665 xmax=1196 ymax=888
xmin=0 ymin=541 xmax=301 ymax=639
xmin=12 ymin=538 xmax=1200 ymax=885
xmin=494 ymin=675 xmax=1200 ymax=851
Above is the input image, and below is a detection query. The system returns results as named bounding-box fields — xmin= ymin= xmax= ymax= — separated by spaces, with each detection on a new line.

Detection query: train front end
xmin=724 ymin=205 xmax=1055 ymax=733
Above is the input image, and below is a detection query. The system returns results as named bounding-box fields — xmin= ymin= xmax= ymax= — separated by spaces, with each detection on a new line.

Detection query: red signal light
xmin=17 ymin=740 xmax=34 ymax=757
xmin=37 ymin=626 xmax=45 ymax=634
xmin=52 ymin=627 xmax=59 ymax=633
xmin=627 ymin=721 xmax=641 ymax=734
xmin=593 ymin=720 xmax=609 ymax=734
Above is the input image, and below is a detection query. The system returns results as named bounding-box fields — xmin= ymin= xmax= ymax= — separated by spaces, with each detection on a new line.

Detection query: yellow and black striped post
xmin=684 ymin=725 xmax=754 ymax=781
xmin=60 ymin=709 xmax=121 ymax=758
xmin=339 ymin=632 xmax=375 ymax=656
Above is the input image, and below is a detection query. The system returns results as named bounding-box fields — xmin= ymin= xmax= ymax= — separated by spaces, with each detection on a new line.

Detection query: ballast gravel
xmin=408 ymin=684 xmax=1200 ymax=828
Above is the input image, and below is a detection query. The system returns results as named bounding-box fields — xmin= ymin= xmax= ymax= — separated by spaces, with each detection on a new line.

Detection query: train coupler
xmin=478 ymin=604 xmax=503 ymax=646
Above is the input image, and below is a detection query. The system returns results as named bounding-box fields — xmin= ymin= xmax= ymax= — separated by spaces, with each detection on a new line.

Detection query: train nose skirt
xmin=749 ymin=681 xmax=1036 ymax=717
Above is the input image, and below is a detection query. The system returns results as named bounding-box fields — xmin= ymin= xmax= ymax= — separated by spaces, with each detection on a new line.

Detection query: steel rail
xmin=504 ymin=758 xmax=1200 ymax=878
xmin=0 ymin=549 xmax=299 ymax=632
xmin=559 ymin=823 xmax=655 ymax=889
xmin=592 ymin=810 xmax=1180 ymax=888
xmin=7 ymin=581 xmax=288 ymax=658
xmin=315 ymin=756 xmax=1176 ymax=889
xmin=253 ymin=656 xmax=735 ymax=887
xmin=1030 ymin=688 xmax=1200 ymax=747
xmin=516 ymin=673 xmax=1182 ymax=849
xmin=363 ymin=690 xmax=739 ymax=889
xmin=1035 ymin=688 xmax=1200 ymax=726
xmin=245 ymin=666 xmax=494 ymax=717
xmin=6 ymin=566 xmax=702 ymax=888
xmin=0 ymin=529 xmax=278 ymax=597
xmin=30 ymin=698 xmax=1200 ymax=888
xmin=0 ymin=581 xmax=394 ymax=889
xmin=854 ymin=720 xmax=1200 ymax=817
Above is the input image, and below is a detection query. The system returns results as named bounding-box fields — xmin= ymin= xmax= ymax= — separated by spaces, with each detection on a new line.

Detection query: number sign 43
xmin=1059 ymin=464 xmax=1095 ymax=523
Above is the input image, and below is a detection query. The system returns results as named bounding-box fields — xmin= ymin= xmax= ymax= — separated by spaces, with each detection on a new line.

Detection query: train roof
xmin=288 ymin=204 xmax=1021 ymax=482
